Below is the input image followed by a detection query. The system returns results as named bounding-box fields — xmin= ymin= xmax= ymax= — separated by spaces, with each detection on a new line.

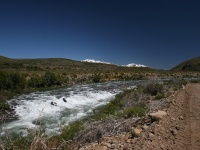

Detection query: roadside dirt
xmin=78 ymin=83 xmax=200 ymax=150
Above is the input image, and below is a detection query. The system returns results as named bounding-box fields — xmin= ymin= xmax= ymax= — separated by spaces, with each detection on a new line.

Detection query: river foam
xmin=6 ymin=81 xmax=139 ymax=135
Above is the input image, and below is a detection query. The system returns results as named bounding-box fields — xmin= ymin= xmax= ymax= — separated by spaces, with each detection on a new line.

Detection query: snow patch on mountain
xmin=126 ymin=63 xmax=147 ymax=67
xmin=82 ymin=59 xmax=148 ymax=67
xmin=81 ymin=59 xmax=112 ymax=64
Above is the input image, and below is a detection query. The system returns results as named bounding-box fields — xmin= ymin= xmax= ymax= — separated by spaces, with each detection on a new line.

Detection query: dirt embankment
xmin=78 ymin=83 xmax=200 ymax=150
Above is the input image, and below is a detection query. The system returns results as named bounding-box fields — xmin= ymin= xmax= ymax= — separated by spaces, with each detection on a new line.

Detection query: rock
xmin=179 ymin=116 xmax=183 ymax=120
xmin=144 ymin=118 xmax=152 ymax=125
xmin=111 ymin=140 xmax=118 ymax=144
xmin=102 ymin=146 xmax=107 ymax=150
xmin=149 ymin=110 xmax=167 ymax=120
xmin=175 ymin=126 xmax=180 ymax=130
xmin=111 ymin=144 xmax=117 ymax=149
xmin=131 ymin=128 xmax=142 ymax=137
xmin=119 ymin=144 xmax=124 ymax=148
xmin=172 ymin=100 xmax=176 ymax=105
xmin=170 ymin=129 xmax=178 ymax=136
xmin=63 ymin=98 xmax=67 ymax=102
xmin=51 ymin=101 xmax=57 ymax=106
xmin=171 ymin=117 xmax=176 ymax=121
xmin=32 ymin=119 xmax=41 ymax=125
xmin=149 ymin=133 xmax=154 ymax=138
xmin=142 ymin=124 xmax=149 ymax=130
xmin=104 ymin=143 xmax=111 ymax=148
xmin=160 ymin=144 xmax=165 ymax=149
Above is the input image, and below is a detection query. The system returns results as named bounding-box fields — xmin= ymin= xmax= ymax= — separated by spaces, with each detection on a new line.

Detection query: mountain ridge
xmin=171 ymin=56 xmax=200 ymax=71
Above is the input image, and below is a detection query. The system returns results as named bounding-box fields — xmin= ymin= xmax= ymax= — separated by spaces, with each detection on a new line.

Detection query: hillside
xmin=0 ymin=56 xmax=154 ymax=73
xmin=171 ymin=56 xmax=200 ymax=71
xmin=0 ymin=56 xmax=158 ymax=91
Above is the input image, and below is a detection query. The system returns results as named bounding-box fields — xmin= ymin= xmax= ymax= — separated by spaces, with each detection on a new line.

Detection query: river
xmin=5 ymin=80 xmax=148 ymax=136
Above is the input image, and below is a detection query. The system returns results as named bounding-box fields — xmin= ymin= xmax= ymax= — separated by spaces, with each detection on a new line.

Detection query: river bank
xmin=54 ymin=79 xmax=190 ymax=149
xmin=77 ymin=83 xmax=200 ymax=150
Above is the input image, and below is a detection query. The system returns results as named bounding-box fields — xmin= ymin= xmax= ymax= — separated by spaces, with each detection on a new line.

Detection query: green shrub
xmin=10 ymin=132 xmax=34 ymax=150
xmin=61 ymin=121 xmax=83 ymax=141
xmin=121 ymin=106 xmax=146 ymax=118
xmin=0 ymin=102 xmax=10 ymax=111
xmin=164 ymin=79 xmax=188 ymax=91
xmin=155 ymin=93 xmax=165 ymax=100
xmin=91 ymin=112 xmax=109 ymax=120
xmin=90 ymin=91 xmax=127 ymax=120
xmin=93 ymin=75 xmax=101 ymax=83
xmin=190 ymin=79 xmax=200 ymax=83
xmin=3 ymin=127 xmax=47 ymax=150
xmin=28 ymin=75 xmax=44 ymax=88
xmin=144 ymin=83 xmax=164 ymax=96
xmin=0 ymin=71 xmax=26 ymax=91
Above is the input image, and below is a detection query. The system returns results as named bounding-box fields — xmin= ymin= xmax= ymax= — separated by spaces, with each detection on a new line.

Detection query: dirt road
xmin=173 ymin=84 xmax=200 ymax=150
xmin=79 ymin=83 xmax=200 ymax=150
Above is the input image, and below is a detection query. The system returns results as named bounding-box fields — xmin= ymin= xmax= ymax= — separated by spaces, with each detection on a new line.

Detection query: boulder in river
xmin=51 ymin=102 xmax=57 ymax=106
xmin=63 ymin=98 xmax=67 ymax=102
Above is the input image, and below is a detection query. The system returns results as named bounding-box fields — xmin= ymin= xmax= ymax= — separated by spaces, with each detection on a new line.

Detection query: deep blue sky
xmin=0 ymin=0 xmax=200 ymax=69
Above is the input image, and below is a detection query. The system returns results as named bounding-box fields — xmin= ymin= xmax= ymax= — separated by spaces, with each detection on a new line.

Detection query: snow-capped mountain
xmin=81 ymin=59 xmax=112 ymax=64
xmin=82 ymin=59 xmax=147 ymax=67
xmin=126 ymin=63 xmax=147 ymax=67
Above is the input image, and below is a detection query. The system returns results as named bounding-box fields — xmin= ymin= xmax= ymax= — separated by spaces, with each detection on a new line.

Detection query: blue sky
xmin=0 ymin=0 xmax=200 ymax=69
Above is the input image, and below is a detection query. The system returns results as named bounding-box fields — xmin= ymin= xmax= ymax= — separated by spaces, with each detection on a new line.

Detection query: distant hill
xmin=171 ymin=56 xmax=200 ymax=71
xmin=0 ymin=56 xmax=11 ymax=61
xmin=0 ymin=56 xmax=154 ymax=73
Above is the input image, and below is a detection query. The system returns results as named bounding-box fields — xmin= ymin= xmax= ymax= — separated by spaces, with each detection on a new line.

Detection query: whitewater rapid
xmin=6 ymin=81 xmax=140 ymax=136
